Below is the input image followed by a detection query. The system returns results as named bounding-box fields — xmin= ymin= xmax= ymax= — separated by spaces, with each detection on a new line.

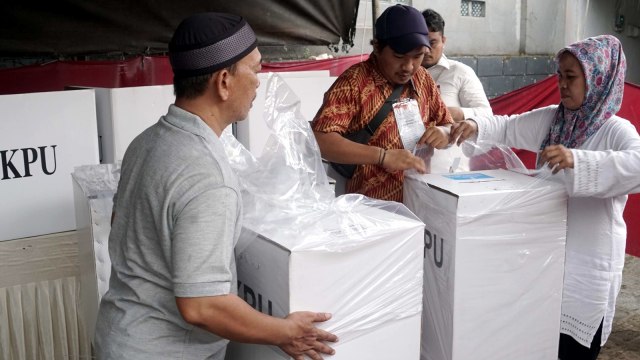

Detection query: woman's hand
xmin=540 ymin=145 xmax=574 ymax=174
xmin=450 ymin=120 xmax=478 ymax=146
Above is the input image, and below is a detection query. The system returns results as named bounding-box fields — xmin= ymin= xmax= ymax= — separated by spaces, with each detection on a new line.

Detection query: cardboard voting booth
xmin=404 ymin=169 xmax=568 ymax=360
xmin=0 ymin=90 xmax=99 ymax=241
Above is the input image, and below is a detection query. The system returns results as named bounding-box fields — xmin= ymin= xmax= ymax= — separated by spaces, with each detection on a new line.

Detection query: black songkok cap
xmin=169 ymin=13 xmax=258 ymax=77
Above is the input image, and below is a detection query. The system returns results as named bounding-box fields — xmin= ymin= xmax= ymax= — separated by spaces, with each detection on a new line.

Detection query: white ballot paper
xmin=393 ymin=98 xmax=426 ymax=152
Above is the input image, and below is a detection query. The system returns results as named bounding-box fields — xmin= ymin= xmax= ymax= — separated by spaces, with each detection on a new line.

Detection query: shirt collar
xmin=434 ymin=54 xmax=451 ymax=70
xmin=368 ymin=54 xmax=391 ymax=87
xmin=164 ymin=104 xmax=219 ymax=143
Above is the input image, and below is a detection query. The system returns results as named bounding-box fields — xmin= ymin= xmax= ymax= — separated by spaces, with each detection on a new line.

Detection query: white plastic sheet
xmin=71 ymin=164 xmax=120 ymax=346
xmin=71 ymin=163 xmax=120 ymax=200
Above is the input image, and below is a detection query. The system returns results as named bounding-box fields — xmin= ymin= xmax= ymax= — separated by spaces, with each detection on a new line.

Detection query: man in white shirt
xmin=422 ymin=9 xmax=493 ymax=122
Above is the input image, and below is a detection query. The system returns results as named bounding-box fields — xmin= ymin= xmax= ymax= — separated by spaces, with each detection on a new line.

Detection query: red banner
xmin=0 ymin=54 xmax=369 ymax=95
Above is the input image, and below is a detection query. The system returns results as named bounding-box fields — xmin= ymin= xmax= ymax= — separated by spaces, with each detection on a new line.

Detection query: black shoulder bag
xmin=329 ymin=85 xmax=404 ymax=179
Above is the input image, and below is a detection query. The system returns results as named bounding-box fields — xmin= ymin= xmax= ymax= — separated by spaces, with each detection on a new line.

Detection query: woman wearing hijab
xmin=450 ymin=35 xmax=640 ymax=359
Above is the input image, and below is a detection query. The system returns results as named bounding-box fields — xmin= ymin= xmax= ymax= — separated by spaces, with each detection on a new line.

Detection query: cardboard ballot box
xmin=87 ymin=72 xmax=334 ymax=164
xmin=404 ymin=169 xmax=567 ymax=360
xmin=90 ymin=85 xmax=175 ymax=164
xmin=0 ymin=90 xmax=99 ymax=241
xmin=226 ymin=200 xmax=425 ymax=360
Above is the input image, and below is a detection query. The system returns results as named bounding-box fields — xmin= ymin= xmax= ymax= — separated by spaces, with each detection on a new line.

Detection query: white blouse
xmin=473 ymin=105 xmax=640 ymax=347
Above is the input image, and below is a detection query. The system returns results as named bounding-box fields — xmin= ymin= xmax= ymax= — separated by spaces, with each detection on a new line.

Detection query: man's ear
xmin=372 ymin=39 xmax=381 ymax=55
xmin=442 ymin=35 xmax=447 ymax=46
xmin=213 ymin=69 xmax=231 ymax=101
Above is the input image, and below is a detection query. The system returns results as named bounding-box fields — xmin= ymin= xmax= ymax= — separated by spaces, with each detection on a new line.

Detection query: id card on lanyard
xmin=393 ymin=98 xmax=426 ymax=152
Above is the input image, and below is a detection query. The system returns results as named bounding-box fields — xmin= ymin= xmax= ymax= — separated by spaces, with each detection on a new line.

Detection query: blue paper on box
xmin=443 ymin=173 xmax=494 ymax=181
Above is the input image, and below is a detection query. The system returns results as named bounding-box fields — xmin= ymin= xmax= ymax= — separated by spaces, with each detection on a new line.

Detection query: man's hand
xmin=447 ymin=106 xmax=465 ymax=122
xmin=382 ymin=149 xmax=427 ymax=174
xmin=418 ymin=126 xmax=450 ymax=149
xmin=540 ymin=145 xmax=574 ymax=174
xmin=176 ymin=295 xmax=336 ymax=356
xmin=279 ymin=312 xmax=338 ymax=360
xmin=450 ymin=120 xmax=478 ymax=146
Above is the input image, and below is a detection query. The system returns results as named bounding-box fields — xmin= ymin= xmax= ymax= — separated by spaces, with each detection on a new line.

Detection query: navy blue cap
xmin=375 ymin=5 xmax=430 ymax=54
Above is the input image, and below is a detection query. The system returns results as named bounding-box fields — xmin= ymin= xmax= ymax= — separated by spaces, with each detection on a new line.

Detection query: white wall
xmin=578 ymin=0 xmax=640 ymax=84
xmin=525 ymin=0 xmax=567 ymax=54
xmin=353 ymin=0 xmax=639 ymax=84
xmin=530 ymin=0 xmax=640 ymax=83
xmin=413 ymin=0 xmax=521 ymax=55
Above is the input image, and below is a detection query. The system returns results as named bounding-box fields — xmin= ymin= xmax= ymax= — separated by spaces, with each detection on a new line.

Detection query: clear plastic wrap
xmin=71 ymin=163 xmax=120 ymax=345
xmin=221 ymin=75 xmax=334 ymax=228
xmin=222 ymin=74 xmax=424 ymax=359
xmin=404 ymin=142 xmax=568 ymax=360
xmin=71 ymin=163 xmax=121 ymax=199
xmin=411 ymin=140 xmax=532 ymax=175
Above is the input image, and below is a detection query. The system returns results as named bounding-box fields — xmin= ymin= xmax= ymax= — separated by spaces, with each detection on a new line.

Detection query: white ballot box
xmin=90 ymin=85 xmax=175 ymax=164
xmin=226 ymin=200 xmax=425 ymax=360
xmin=404 ymin=169 xmax=567 ymax=360
xmin=89 ymin=72 xmax=334 ymax=163
xmin=0 ymin=89 xmax=99 ymax=241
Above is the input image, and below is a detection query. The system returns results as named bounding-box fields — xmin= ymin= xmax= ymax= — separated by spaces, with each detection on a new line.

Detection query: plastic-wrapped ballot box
xmin=403 ymin=169 xmax=567 ymax=360
xmin=71 ymin=164 xmax=119 ymax=345
xmin=226 ymin=198 xmax=425 ymax=360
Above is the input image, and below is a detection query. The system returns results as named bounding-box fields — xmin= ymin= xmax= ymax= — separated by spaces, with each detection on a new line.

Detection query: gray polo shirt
xmin=95 ymin=105 xmax=242 ymax=360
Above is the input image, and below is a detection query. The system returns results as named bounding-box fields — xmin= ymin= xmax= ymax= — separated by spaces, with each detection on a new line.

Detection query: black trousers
xmin=558 ymin=319 xmax=604 ymax=360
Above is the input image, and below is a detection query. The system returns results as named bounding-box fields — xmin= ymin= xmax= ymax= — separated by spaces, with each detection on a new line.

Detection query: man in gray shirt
xmin=95 ymin=12 xmax=337 ymax=360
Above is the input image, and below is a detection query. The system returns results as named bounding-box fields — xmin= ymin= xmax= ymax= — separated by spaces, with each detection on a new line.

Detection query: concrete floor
xmin=599 ymin=255 xmax=640 ymax=359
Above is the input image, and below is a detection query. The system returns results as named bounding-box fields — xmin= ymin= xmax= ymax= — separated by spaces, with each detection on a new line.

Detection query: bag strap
xmin=364 ymin=84 xmax=405 ymax=136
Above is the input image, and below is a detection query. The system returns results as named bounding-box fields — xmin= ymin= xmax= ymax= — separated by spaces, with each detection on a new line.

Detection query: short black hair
xmin=173 ymin=63 xmax=237 ymax=99
xmin=370 ymin=38 xmax=389 ymax=51
xmin=173 ymin=73 xmax=213 ymax=99
xmin=422 ymin=9 xmax=445 ymax=35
